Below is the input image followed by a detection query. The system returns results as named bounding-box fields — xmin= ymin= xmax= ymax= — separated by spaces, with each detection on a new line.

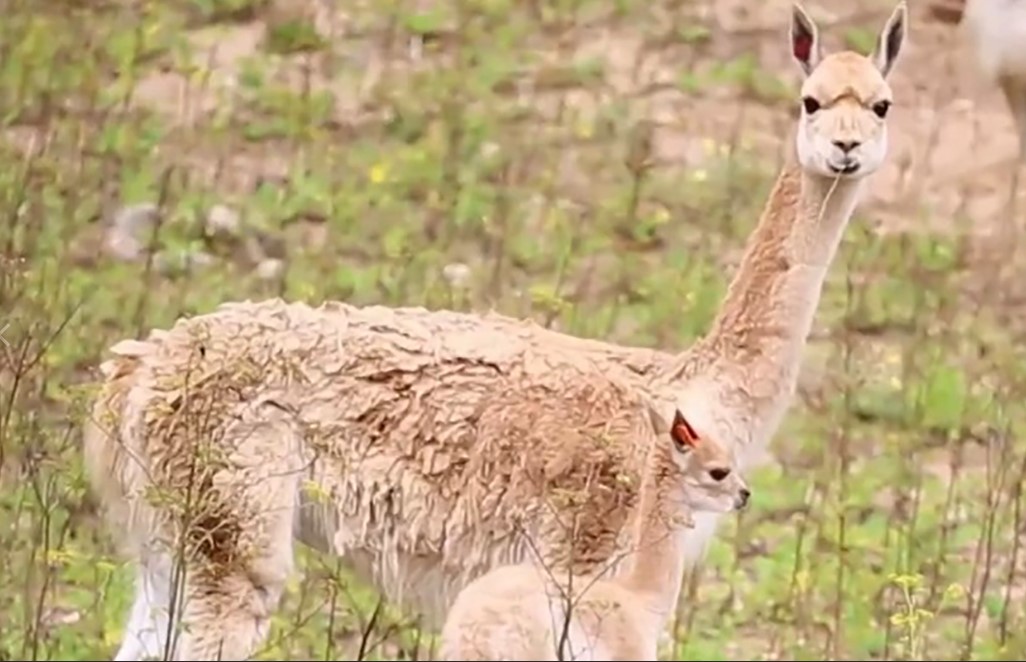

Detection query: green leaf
xmin=920 ymin=362 xmax=967 ymax=431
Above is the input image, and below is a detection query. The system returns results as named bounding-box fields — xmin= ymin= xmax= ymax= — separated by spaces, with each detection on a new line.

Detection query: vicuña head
xmin=791 ymin=1 xmax=907 ymax=180
xmin=646 ymin=401 xmax=750 ymax=516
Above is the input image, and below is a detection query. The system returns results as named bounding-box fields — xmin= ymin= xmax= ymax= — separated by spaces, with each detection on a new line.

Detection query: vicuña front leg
xmin=114 ymin=551 xmax=177 ymax=661
xmin=173 ymin=572 xmax=281 ymax=660
xmin=161 ymin=403 xmax=302 ymax=660
xmin=1000 ymin=76 xmax=1026 ymax=237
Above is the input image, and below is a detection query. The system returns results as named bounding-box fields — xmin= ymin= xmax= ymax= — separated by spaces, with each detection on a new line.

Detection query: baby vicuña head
xmin=647 ymin=401 xmax=750 ymax=517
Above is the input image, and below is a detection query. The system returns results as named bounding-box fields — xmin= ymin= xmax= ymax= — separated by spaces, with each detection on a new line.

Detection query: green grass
xmin=1 ymin=0 xmax=1025 ymax=659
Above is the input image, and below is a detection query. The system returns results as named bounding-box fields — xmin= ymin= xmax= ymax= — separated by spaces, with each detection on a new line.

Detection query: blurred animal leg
xmin=114 ymin=550 xmax=178 ymax=661
xmin=170 ymin=403 xmax=304 ymax=660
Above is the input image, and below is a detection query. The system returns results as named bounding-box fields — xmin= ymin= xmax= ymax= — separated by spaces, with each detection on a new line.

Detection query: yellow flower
xmin=302 ymin=479 xmax=330 ymax=504
xmin=369 ymin=163 xmax=388 ymax=184
xmin=575 ymin=119 xmax=594 ymax=139
xmin=46 ymin=548 xmax=74 ymax=565
xmin=104 ymin=628 xmax=123 ymax=648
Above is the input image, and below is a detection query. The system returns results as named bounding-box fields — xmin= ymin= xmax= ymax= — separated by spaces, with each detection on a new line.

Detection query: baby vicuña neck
xmin=613 ymin=438 xmax=701 ymax=631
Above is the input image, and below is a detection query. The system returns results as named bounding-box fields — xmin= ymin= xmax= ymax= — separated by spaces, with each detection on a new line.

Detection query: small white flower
xmin=106 ymin=202 xmax=160 ymax=262
xmin=113 ymin=202 xmax=159 ymax=234
xmin=206 ymin=204 xmax=241 ymax=236
xmin=256 ymin=258 xmax=286 ymax=281
xmin=442 ymin=262 xmax=471 ymax=289
xmin=104 ymin=231 xmax=146 ymax=262
xmin=187 ymin=250 xmax=216 ymax=269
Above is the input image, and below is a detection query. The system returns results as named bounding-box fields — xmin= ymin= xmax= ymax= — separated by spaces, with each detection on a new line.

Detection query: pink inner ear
xmin=793 ymin=34 xmax=812 ymax=62
xmin=671 ymin=414 xmax=700 ymax=447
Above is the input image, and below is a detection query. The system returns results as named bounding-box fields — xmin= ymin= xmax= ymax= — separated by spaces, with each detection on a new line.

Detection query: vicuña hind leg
xmin=114 ymin=551 xmax=179 ymax=661
xmin=159 ymin=401 xmax=304 ymax=660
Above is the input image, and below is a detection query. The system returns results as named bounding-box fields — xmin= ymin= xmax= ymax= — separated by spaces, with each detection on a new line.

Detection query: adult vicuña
xmin=438 ymin=383 xmax=750 ymax=661
xmin=962 ymin=0 xmax=1026 ymax=164
xmin=84 ymin=3 xmax=907 ymax=659
xmin=930 ymin=0 xmax=1026 ymax=203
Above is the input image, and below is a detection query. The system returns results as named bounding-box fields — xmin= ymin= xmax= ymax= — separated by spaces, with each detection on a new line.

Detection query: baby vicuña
xmin=438 ymin=383 xmax=750 ymax=661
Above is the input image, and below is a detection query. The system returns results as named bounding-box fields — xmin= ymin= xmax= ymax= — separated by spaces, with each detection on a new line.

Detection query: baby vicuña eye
xmin=872 ymin=100 xmax=891 ymax=118
xmin=802 ymin=96 xmax=820 ymax=114
xmin=708 ymin=468 xmax=731 ymax=482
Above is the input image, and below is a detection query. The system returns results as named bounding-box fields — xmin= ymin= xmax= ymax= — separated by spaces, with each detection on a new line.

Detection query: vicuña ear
xmin=872 ymin=1 xmax=907 ymax=78
xmin=670 ymin=410 xmax=700 ymax=450
xmin=645 ymin=401 xmax=672 ymax=436
xmin=790 ymin=3 xmax=822 ymax=77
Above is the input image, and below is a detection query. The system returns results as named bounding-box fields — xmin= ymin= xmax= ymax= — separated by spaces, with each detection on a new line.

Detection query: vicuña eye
xmin=872 ymin=100 xmax=891 ymax=118
xmin=708 ymin=468 xmax=731 ymax=482
xmin=802 ymin=96 xmax=821 ymax=114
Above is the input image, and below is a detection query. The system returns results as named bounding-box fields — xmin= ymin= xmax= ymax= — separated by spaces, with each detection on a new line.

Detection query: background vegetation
xmin=1 ymin=0 xmax=1025 ymax=659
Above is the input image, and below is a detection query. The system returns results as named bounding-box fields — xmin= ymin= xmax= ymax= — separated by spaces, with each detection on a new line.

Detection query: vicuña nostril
xmin=738 ymin=488 xmax=751 ymax=506
xmin=832 ymin=140 xmax=860 ymax=153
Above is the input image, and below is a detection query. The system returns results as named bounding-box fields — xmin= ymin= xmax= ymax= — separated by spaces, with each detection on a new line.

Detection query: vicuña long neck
xmin=665 ymin=152 xmax=865 ymax=444
xmin=616 ymin=442 xmax=694 ymax=630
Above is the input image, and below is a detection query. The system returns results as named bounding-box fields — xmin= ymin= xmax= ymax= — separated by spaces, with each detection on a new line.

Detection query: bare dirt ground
xmin=120 ymin=0 xmax=1024 ymax=236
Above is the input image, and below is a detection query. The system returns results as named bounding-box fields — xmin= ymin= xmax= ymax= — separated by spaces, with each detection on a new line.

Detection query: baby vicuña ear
xmin=670 ymin=410 xmax=700 ymax=450
xmin=645 ymin=401 xmax=672 ymax=436
xmin=872 ymin=1 xmax=907 ymax=78
xmin=790 ymin=2 xmax=822 ymax=77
